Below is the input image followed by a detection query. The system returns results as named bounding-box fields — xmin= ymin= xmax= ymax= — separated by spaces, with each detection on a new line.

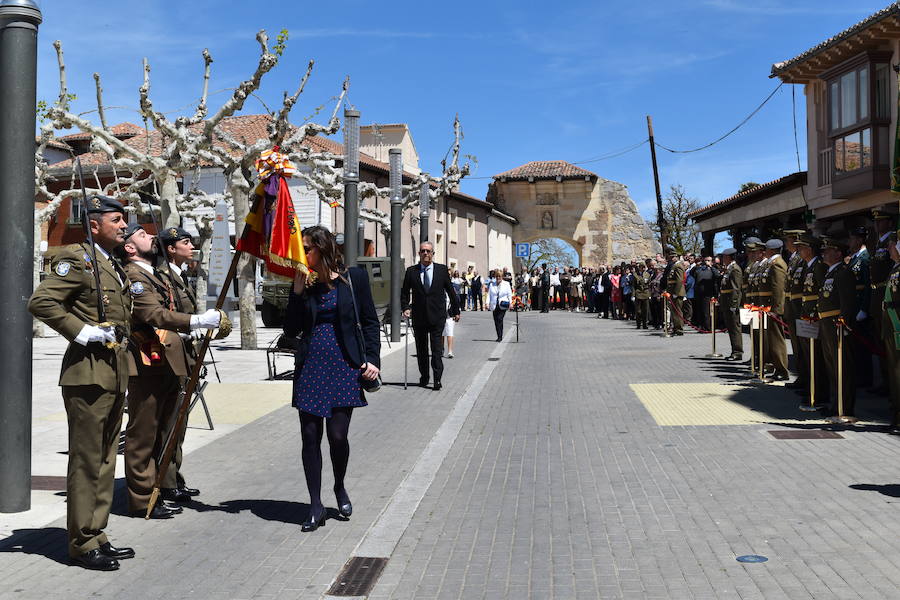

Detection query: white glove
xmin=75 ymin=324 xmax=116 ymax=346
xmin=190 ymin=309 xmax=221 ymax=330
xmin=856 ymin=310 xmax=867 ymax=322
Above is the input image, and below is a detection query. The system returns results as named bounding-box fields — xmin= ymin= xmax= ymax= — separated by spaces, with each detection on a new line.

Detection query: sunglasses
xmin=419 ymin=249 xmax=433 ymax=254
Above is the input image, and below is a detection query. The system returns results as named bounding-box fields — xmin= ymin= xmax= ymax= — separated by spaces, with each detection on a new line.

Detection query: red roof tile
xmin=688 ymin=172 xmax=807 ymax=219
xmin=58 ymin=122 xmax=144 ymax=142
xmin=492 ymin=160 xmax=596 ymax=181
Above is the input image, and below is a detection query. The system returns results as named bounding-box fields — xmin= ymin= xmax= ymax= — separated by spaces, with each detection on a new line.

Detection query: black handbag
xmin=275 ymin=333 xmax=302 ymax=353
xmin=346 ymin=271 xmax=382 ymax=393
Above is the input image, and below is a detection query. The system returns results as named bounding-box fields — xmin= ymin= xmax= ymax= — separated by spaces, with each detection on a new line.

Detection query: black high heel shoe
xmin=301 ymin=507 xmax=327 ymax=532
xmin=335 ymin=489 xmax=352 ymax=518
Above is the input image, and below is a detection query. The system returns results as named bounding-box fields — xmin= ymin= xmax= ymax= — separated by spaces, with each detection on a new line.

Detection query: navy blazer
xmin=282 ymin=266 xmax=381 ymax=371
xmin=401 ymin=262 xmax=460 ymax=329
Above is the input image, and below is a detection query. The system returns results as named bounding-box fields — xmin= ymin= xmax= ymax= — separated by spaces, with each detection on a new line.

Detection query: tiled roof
xmin=36 ymin=137 xmax=72 ymax=151
xmin=492 ymin=160 xmax=596 ymax=181
xmin=688 ymin=172 xmax=807 ymax=219
xmin=58 ymin=122 xmax=143 ymax=141
xmin=771 ymin=3 xmax=900 ymax=79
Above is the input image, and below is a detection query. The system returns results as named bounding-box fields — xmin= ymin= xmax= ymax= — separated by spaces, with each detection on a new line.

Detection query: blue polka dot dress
xmin=293 ymin=285 xmax=367 ymax=418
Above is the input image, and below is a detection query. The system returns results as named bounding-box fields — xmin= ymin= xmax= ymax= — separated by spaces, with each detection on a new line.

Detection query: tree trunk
xmin=159 ymin=171 xmax=180 ymax=228
xmin=195 ymin=228 xmax=211 ymax=303
xmin=228 ymin=170 xmax=256 ymax=350
xmin=32 ymin=218 xmax=45 ymax=337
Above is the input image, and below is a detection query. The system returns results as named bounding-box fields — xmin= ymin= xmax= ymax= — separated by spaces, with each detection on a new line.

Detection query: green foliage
xmin=273 ymin=29 xmax=289 ymax=57
xmin=738 ymin=181 xmax=761 ymax=193
xmin=36 ymin=94 xmax=77 ymax=123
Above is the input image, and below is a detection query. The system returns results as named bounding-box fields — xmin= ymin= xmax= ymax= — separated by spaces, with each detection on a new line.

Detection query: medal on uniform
xmin=102 ymin=294 xmax=110 ymax=306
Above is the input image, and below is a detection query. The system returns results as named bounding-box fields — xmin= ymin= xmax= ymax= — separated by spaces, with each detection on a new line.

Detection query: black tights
xmin=299 ymin=407 xmax=353 ymax=513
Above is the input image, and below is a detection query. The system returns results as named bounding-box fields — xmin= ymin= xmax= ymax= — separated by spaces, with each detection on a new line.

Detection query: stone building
xmin=488 ymin=160 xmax=658 ymax=266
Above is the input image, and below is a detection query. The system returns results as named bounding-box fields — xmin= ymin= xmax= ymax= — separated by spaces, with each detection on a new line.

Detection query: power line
xmin=654 ymin=82 xmax=784 ymax=154
xmin=572 ymin=139 xmax=648 ymax=164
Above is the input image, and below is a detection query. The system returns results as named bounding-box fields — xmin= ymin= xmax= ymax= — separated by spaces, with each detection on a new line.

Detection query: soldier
xmin=793 ymin=234 xmax=829 ymax=409
xmin=782 ymin=230 xmax=808 ymax=390
xmin=718 ymin=248 xmax=743 ymax=361
xmin=28 ymin=196 xmax=134 ymax=571
xmin=633 ymin=262 xmax=651 ymax=330
xmin=742 ymin=238 xmax=763 ymax=372
xmin=759 ymin=239 xmax=789 ymax=381
xmin=868 ymin=208 xmax=895 ymax=395
xmin=816 ymin=237 xmax=858 ymax=423
xmin=118 ymin=225 xmax=219 ymax=518
xmin=663 ymin=248 xmax=686 ymax=335
xmin=881 ymin=230 xmax=900 ymax=433
xmin=847 ymin=226 xmax=873 ymax=388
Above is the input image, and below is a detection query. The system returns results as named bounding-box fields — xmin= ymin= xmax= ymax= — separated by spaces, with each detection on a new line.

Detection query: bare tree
xmin=653 ymin=184 xmax=701 ymax=255
xmin=521 ymin=238 xmax=576 ymax=272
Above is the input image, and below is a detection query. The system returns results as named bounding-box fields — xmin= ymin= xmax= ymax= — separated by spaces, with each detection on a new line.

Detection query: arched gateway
xmin=488 ymin=161 xmax=659 ymax=266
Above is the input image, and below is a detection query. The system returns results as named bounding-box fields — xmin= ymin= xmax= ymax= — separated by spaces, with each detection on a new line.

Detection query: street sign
xmin=515 ymin=243 xmax=530 ymax=258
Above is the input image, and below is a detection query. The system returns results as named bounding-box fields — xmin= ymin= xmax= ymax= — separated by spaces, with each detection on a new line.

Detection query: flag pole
xmin=146 ymin=192 xmax=263 ymax=518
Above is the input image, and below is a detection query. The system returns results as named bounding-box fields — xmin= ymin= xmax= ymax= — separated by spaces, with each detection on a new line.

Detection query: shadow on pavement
xmin=0 ymin=527 xmax=69 ymax=565
xmin=849 ymin=484 xmax=900 ymax=498
xmin=184 ymin=498 xmax=347 ymax=525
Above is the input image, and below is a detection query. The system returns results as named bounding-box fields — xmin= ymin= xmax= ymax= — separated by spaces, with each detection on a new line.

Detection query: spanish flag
xmin=237 ymin=175 xmax=308 ymax=279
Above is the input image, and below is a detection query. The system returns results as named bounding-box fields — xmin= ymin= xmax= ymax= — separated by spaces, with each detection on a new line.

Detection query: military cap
xmin=721 ymin=247 xmax=738 ymax=256
xmin=744 ymin=236 xmax=762 ymax=250
xmin=848 ymin=225 xmax=868 ymax=238
xmin=85 ymin=195 xmax=125 ymax=214
xmin=122 ymin=223 xmax=144 ymax=241
xmin=782 ymin=229 xmax=805 ymax=240
xmin=792 ymin=232 xmax=819 ymax=247
xmin=159 ymin=226 xmax=192 ymax=245
xmin=820 ymin=236 xmax=848 ymax=252
xmin=765 ymin=239 xmax=783 ymax=249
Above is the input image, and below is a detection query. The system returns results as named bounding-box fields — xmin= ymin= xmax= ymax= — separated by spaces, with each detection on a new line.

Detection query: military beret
xmin=721 ymin=247 xmax=738 ymax=256
xmin=122 ymin=223 xmax=144 ymax=241
xmin=820 ymin=236 xmax=848 ymax=252
xmin=85 ymin=195 xmax=125 ymax=214
xmin=849 ymin=226 xmax=868 ymax=238
xmin=159 ymin=226 xmax=192 ymax=245
xmin=765 ymin=239 xmax=783 ymax=249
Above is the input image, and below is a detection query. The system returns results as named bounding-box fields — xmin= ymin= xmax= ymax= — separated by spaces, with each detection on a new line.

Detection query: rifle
xmin=75 ymin=157 xmax=118 ymax=349
xmin=146 ymin=193 xmax=258 ymax=518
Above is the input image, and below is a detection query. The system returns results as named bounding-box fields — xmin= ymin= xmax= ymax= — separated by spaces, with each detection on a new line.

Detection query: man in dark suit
xmin=402 ymin=241 xmax=460 ymax=391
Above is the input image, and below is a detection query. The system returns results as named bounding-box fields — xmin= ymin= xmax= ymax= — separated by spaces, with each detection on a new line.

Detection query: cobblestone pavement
xmin=2 ymin=310 xmax=900 ymax=599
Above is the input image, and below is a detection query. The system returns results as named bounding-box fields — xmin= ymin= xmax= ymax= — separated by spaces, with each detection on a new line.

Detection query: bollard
xmin=758 ymin=310 xmax=767 ymax=381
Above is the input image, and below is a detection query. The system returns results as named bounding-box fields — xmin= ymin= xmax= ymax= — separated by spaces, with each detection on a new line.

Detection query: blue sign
xmin=515 ymin=243 xmax=530 ymax=258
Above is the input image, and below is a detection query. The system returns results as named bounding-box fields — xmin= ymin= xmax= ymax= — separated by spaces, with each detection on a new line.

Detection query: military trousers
xmin=820 ymin=317 xmax=856 ymax=416
xmin=124 ymin=368 xmax=183 ymax=512
xmin=871 ymin=293 xmax=891 ymax=388
xmin=62 ymin=384 xmax=126 ymax=557
xmin=634 ymin=298 xmax=649 ymax=328
xmin=764 ymin=312 xmax=789 ymax=375
xmin=882 ymin=326 xmax=900 ymax=425
xmin=785 ymin=302 xmax=808 ymax=385
xmin=669 ymin=296 xmax=684 ymax=332
xmin=721 ymin=307 xmax=742 ymax=355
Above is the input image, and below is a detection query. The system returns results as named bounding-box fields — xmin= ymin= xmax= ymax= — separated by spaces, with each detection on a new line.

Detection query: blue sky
xmin=34 ymin=0 xmax=888 ymax=224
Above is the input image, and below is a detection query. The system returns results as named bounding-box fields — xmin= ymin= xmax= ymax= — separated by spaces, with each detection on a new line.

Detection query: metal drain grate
xmin=31 ymin=476 xmax=67 ymax=490
xmin=487 ymin=357 xmax=500 ymax=361
xmin=768 ymin=430 xmax=844 ymax=440
xmin=326 ymin=556 xmax=388 ymax=597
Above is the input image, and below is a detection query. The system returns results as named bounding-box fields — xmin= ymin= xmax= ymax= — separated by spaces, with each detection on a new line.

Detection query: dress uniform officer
xmin=880 ymin=231 xmax=900 ymax=433
xmin=663 ymin=248 xmax=686 ymax=335
xmin=816 ymin=237 xmax=858 ymax=423
xmin=633 ymin=262 xmax=651 ymax=330
xmin=718 ymin=248 xmax=743 ymax=361
xmin=117 ymin=225 xmax=219 ymax=518
xmin=782 ymin=230 xmax=808 ymax=389
xmin=847 ymin=226 xmax=873 ymax=388
xmin=28 ymin=196 xmax=135 ymax=571
xmin=742 ymin=238 xmax=763 ymax=372
xmin=795 ymin=233 xmax=830 ymax=409
xmin=760 ymin=239 xmax=789 ymax=380
xmin=870 ymin=208 xmax=896 ymax=394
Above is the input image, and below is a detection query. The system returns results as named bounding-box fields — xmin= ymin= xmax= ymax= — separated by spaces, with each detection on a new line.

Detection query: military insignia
xmin=82 ymin=252 xmax=91 ymax=263
xmin=130 ymin=282 xmax=144 ymax=295
xmin=102 ymin=294 xmax=110 ymax=306
xmin=168 ymin=227 xmax=178 ymax=237
xmin=54 ymin=262 xmax=71 ymax=276
xmin=91 ymin=197 xmax=101 ymax=209
xmin=876 ymin=248 xmax=888 ymax=258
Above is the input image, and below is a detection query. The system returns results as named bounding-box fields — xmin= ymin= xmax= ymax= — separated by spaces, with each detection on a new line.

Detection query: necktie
xmin=423 ymin=266 xmax=431 ymax=292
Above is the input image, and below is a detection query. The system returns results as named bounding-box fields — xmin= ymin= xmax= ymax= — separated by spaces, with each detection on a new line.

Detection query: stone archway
xmin=516 ymin=235 xmax=583 ymax=269
xmin=489 ymin=161 xmax=659 ymax=266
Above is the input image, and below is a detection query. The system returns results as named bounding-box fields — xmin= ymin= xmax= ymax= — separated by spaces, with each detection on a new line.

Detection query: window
xmin=435 ymin=230 xmax=444 ymax=261
xmin=466 ymin=213 xmax=475 ymax=247
xmin=67 ymin=199 xmax=84 ymax=225
xmin=448 ymin=208 xmax=458 ymax=244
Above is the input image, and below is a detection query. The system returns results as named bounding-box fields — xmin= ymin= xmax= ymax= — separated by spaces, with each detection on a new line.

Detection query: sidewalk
xmin=3 ymin=310 xmax=900 ymax=599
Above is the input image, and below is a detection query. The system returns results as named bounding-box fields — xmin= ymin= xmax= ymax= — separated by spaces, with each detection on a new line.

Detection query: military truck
xmin=259 ymin=256 xmax=399 ymax=327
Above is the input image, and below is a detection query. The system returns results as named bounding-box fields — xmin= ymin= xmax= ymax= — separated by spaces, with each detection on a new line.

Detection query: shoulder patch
xmin=54 ymin=262 xmax=72 ymax=276
xmin=130 ymin=282 xmax=144 ymax=295
xmin=83 ymin=252 xmax=91 ymax=263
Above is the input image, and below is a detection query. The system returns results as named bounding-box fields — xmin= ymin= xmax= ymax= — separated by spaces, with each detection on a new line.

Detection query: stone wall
xmin=599 ymin=178 xmax=660 ymax=263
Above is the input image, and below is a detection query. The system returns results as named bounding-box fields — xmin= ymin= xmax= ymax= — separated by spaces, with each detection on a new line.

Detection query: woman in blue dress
xmin=283 ymin=226 xmax=381 ymax=532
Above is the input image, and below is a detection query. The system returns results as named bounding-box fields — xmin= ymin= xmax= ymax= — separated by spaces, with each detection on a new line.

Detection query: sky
xmin=33 ymin=0 xmax=890 ymax=228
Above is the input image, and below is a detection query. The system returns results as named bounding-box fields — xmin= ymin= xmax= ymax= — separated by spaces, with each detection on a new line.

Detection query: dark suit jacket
xmin=401 ymin=262 xmax=460 ymax=329
xmin=282 ymin=267 xmax=381 ymax=371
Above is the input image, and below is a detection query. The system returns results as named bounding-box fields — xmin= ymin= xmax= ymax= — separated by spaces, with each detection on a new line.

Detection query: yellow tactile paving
xmin=631 ymin=382 xmax=824 ymax=427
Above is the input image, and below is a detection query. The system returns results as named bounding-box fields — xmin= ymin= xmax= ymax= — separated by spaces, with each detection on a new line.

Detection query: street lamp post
xmin=0 ymin=0 xmax=41 ymax=513
xmin=389 ymin=149 xmax=402 ymax=342
xmin=419 ymin=178 xmax=430 ymax=245
xmin=343 ymin=108 xmax=360 ymax=267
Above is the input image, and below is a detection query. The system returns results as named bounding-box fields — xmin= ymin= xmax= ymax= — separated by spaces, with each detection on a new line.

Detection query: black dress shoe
xmin=178 ymin=484 xmax=200 ymax=496
xmin=161 ymin=488 xmax=192 ymax=503
xmin=301 ymin=507 xmax=327 ymax=532
xmin=433 ymin=382 xmax=442 ymax=391
xmin=335 ymin=489 xmax=352 ymax=518
xmin=770 ymin=372 xmax=790 ymax=382
xmin=71 ymin=548 xmax=119 ymax=571
xmin=134 ymin=503 xmax=177 ymax=519
xmin=418 ymin=377 xmax=429 ymax=388
xmin=162 ymin=500 xmax=183 ymax=514
xmin=99 ymin=542 xmax=134 ymax=560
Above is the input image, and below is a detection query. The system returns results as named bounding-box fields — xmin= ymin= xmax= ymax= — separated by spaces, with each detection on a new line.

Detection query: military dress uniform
xmin=870 ymin=210 xmax=896 ymax=391
xmin=665 ymin=257 xmax=686 ymax=334
xmin=718 ymin=251 xmax=743 ymax=359
xmin=633 ymin=269 xmax=651 ymax=329
xmin=742 ymin=239 xmax=762 ymax=371
xmin=784 ymin=237 xmax=808 ymax=386
xmin=816 ymin=241 xmax=858 ymax=419
xmin=27 ymin=201 xmax=133 ymax=563
xmin=123 ymin=256 xmax=194 ymax=514
xmin=881 ymin=248 xmax=900 ymax=427
xmin=847 ymin=234 xmax=872 ymax=387
xmin=798 ymin=251 xmax=830 ymax=408
xmin=758 ymin=243 xmax=789 ymax=379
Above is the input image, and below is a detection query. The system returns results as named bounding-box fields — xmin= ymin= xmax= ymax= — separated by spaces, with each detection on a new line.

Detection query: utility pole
xmin=646 ymin=115 xmax=668 ymax=251
xmin=0 ymin=0 xmax=41 ymax=513
xmin=343 ymin=109 xmax=360 ymax=267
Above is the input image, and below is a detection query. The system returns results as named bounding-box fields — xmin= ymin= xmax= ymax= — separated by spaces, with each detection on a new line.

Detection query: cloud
xmin=701 ymin=0 xmax=878 ymax=16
